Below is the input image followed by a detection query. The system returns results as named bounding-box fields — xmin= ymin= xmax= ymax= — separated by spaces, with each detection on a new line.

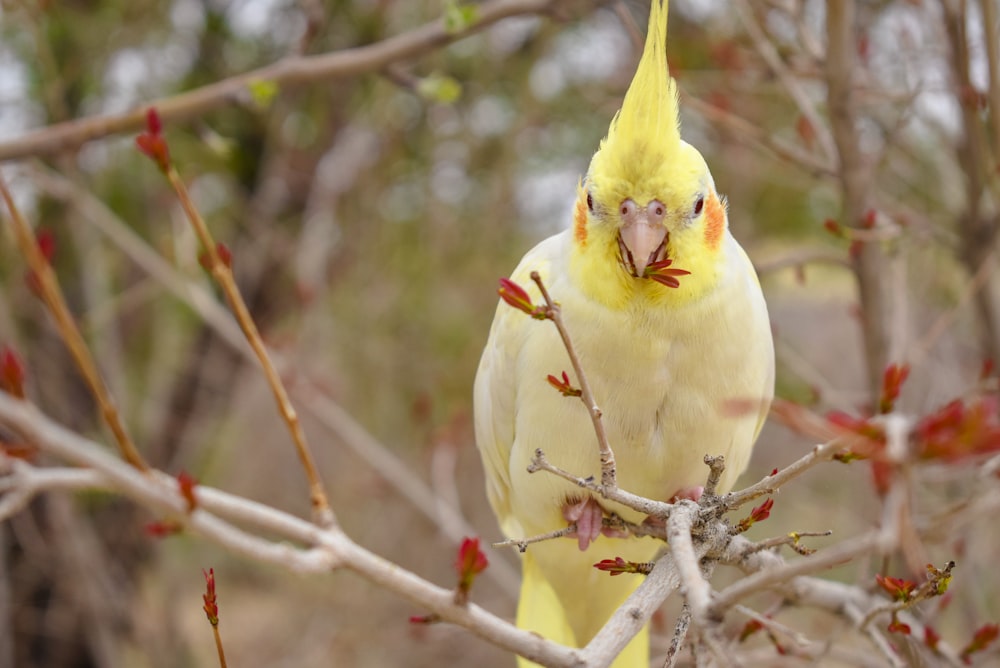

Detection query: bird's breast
xmin=509 ymin=248 xmax=772 ymax=532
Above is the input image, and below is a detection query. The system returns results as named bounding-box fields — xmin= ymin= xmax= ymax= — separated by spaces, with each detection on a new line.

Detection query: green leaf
xmin=444 ymin=1 xmax=478 ymax=34
xmin=416 ymin=73 xmax=463 ymax=104
xmin=246 ymin=79 xmax=279 ymax=109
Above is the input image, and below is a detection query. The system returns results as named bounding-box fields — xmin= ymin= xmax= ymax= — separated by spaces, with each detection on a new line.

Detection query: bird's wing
xmin=473 ymin=232 xmax=568 ymax=540
xmin=733 ymin=239 xmax=775 ymax=444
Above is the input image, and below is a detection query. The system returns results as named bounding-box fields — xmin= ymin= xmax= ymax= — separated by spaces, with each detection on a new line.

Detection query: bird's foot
xmin=563 ymin=496 xmax=607 ymax=551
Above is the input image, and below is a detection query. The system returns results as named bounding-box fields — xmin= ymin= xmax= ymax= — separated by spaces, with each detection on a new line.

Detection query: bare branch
xmin=0 ymin=175 xmax=148 ymax=470
xmin=0 ymin=393 xmax=585 ymax=667
xmin=0 ymin=0 xmax=579 ymax=163
xmin=733 ymin=0 xmax=836 ymax=163
xmin=163 ymin=165 xmax=334 ymax=527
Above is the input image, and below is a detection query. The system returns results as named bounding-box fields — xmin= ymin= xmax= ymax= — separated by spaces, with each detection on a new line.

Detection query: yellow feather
xmin=588 ymin=0 xmax=681 ymax=214
xmin=474 ymin=1 xmax=774 ymax=665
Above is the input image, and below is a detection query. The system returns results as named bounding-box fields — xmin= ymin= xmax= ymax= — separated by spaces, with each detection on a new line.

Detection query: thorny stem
xmin=530 ymin=271 xmax=617 ymax=488
xmin=0 ymin=175 xmax=149 ymax=471
xmin=165 ymin=167 xmax=335 ymax=528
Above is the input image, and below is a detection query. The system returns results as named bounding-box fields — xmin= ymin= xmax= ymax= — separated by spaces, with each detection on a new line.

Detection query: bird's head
xmin=570 ymin=0 xmax=728 ymax=308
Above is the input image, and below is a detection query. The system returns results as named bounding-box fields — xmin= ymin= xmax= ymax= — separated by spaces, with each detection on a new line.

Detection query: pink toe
xmin=563 ymin=497 xmax=605 ymax=551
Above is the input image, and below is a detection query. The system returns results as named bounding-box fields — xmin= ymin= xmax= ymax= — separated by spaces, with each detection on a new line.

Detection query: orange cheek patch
xmin=703 ymin=192 xmax=725 ymax=252
xmin=574 ymin=194 xmax=588 ymax=247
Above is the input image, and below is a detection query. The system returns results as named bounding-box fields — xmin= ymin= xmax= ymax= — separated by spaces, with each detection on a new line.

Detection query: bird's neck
xmin=568 ymin=222 xmax=725 ymax=311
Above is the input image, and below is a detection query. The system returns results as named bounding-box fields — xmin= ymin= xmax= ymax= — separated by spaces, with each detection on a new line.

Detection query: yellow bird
xmin=474 ymin=1 xmax=774 ymax=666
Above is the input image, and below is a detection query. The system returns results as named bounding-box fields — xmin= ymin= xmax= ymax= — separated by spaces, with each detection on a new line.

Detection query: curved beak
xmin=619 ymin=219 xmax=667 ymax=277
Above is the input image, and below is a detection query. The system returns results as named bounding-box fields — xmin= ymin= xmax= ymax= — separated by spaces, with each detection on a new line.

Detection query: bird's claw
xmin=563 ymin=496 xmax=603 ymax=551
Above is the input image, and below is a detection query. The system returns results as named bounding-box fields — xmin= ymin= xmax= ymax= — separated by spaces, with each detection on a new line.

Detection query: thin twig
xmin=530 ymin=271 xmax=618 ymax=488
xmin=212 ymin=626 xmax=228 ymax=668
xmin=733 ymin=0 xmax=836 ymax=164
xmin=0 ymin=175 xmax=148 ymax=471
xmin=663 ymin=603 xmax=692 ymax=668
xmin=164 ymin=167 xmax=334 ymax=528
xmin=754 ymin=249 xmax=852 ymax=277
xmin=682 ymin=92 xmax=835 ymax=177
xmin=492 ymin=525 xmax=577 ymax=552
xmin=721 ymin=434 xmax=852 ymax=510
xmin=741 ymin=530 xmax=832 ymax=557
xmin=529 ymin=448 xmax=669 ymax=518
xmin=982 ymin=0 xmax=1000 ymax=170
xmin=26 ymin=166 xmax=510 ymax=581
xmin=1 ymin=392 xmax=979 ymax=667
xmin=0 ymin=393 xmax=586 ymax=668
xmin=858 ymin=561 xmax=955 ymax=632
xmin=712 ymin=529 xmax=884 ymax=615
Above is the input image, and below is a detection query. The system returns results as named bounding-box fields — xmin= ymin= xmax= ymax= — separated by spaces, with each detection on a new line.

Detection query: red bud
xmin=0 ymin=347 xmax=26 ymax=398
xmin=961 ymin=623 xmax=999 ymax=664
xmin=36 ymin=229 xmax=55 ymax=263
xmin=738 ymin=618 xmax=764 ymax=642
xmin=146 ymin=107 xmax=162 ymax=135
xmin=453 ymin=537 xmax=488 ymax=603
xmin=202 ymin=568 xmax=219 ymax=626
xmin=136 ymin=108 xmax=170 ymax=173
xmin=408 ymin=614 xmax=441 ymax=624
xmin=497 ymin=278 xmax=546 ymax=319
xmin=177 ymin=470 xmax=198 ymax=511
xmin=145 ymin=520 xmax=183 ymax=538
xmin=875 ymin=573 xmax=916 ymax=602
xmin=878 ymin=363 xmax=909 ymax=413
xmin=924 ymin=625 xmax=941 ymax=651
xmin=593 ymin=557 xmax=651 ymax=576
xmin=887 ymin=615 xmax=911 ymax=635
xmin=546 ymin=371 xmax=581 ymax=397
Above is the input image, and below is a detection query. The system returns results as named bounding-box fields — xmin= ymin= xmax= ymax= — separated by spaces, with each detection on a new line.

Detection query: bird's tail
xmin=516 ymin=544 xmax=651 ymax=668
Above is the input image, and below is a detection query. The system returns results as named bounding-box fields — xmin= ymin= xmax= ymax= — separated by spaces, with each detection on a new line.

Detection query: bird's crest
xmin=588 ymin=0 xmax=680 ymax=203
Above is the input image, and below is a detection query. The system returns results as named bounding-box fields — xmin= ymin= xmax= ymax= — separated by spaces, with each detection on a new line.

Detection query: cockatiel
xmin=473 ymin=1 xmax=774 ymax=666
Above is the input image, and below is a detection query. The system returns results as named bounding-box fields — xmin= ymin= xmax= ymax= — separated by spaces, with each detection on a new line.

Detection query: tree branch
xmin=0 ymin=0 xmax=578 ymax=163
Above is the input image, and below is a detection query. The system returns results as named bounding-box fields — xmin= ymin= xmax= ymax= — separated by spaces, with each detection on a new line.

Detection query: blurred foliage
xmin=1 ymin=0 xmax=1000 ymax=666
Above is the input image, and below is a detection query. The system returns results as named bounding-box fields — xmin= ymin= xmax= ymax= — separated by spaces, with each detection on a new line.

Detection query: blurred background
xmin=1 ymin=0 xmax=999 ymax=665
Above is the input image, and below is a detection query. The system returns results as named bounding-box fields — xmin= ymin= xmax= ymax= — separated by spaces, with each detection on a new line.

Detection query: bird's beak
xmin=619 ymin=218 xmax=668 ymax=277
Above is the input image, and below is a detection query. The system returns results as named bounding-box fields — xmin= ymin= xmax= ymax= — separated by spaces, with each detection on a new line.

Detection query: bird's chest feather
xmin=509 ymin=278 xmax=751 ymax=530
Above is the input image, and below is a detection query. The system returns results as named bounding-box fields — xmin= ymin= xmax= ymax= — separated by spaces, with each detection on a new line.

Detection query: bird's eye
xmin=693 ymin=196 xmax=705 ymax=216
xmin=587 ymin=192 xmax=593 ymax=211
